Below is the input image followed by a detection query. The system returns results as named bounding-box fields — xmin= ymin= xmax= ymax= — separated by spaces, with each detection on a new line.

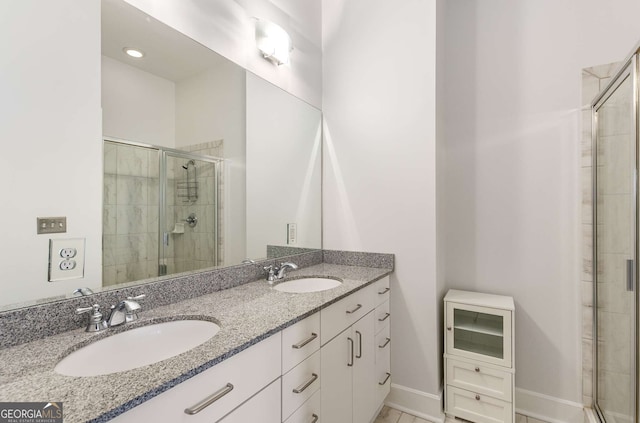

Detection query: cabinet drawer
xmin=282 ymin=350 xmax=321 ymax=420
xmin=375 ymin=325 xmax=391 ymax=405
xmin=282 ymin=313 xmax=320 ymax=373
xmin=374 ymin=276 xmax=390 ymax=307
xmin=218 ymin=379 xmax=281 ymax=423
xmin=110 ymin=334 xmax=281 ymax=423
xmin=375 ymin=325 xmax=391 ymax=366
xmin=446 ymin=386 xmax=512 ymax=423
xmin=284 ymin=390 xmax=321 ymax=423
xmin=446 ymin=358 xmax=512 ymax=401
xmin=321 ymin=284 xmax=374 ymax=345
xmin=374 ymin=300 xmax=390 ymax=335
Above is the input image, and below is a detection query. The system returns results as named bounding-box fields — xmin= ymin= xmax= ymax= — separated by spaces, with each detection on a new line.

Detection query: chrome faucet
xmin=263 ymin=262 xmax=298 ymax=284
xmin=276 ymin=262 xmax=298 ymax=279
xmin=107 ymin=294 xmax=145 ymax=327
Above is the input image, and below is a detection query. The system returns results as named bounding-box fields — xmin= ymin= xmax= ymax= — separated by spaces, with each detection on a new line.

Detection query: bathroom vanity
xmin=0 ymin=260 xmax=392 ymax=423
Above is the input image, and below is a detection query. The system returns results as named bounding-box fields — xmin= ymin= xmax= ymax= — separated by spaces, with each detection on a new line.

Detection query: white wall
xmin=0 ymin=0 xmax=102 ymax=306
xmin=322 ymin=0 xmax=443 ymax=416
xmin=175 ymin=62 xmax=246 ymax=265
xmin=102 ymin=55 xmax=176 ymax=147
xmin=445 ymin=0 xmax=640 ymax=409
xmin=123 ymin=0 xmax=322 ymax=109
xmin=246 ymin=73 xmax=322 ymax=259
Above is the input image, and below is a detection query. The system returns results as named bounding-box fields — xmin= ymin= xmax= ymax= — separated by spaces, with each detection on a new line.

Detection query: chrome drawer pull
xmin=347 ymin=337 xmax=354 ymax=367
xmin=379 ymin=372 xmax=391 ymax=385
xmin=184 ymin=383 xmax=234 ymax=415
xmin=378 ymin=313 xmax=390 ymax=322
xmin=475 ymin=394 xmax=481 ymax=401
xmin=293 ymin=373 xmax=319 ymax=394
xmin=292 ymin=333 xmax=318 ymax=349
xmin=346 ymin=304 xmax=362 ymax=314
xmin=355 ymin=331 xmax=363 ymax=358
xmin=378 ymin=287 xmax=390 ymax=295
xmin=311 ymin=414 xmax=319 ymax=423
xmin=378 ymin=338 xmax=391 ymax=349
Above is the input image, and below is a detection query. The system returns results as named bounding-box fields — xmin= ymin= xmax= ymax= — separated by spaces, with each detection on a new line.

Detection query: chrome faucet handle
xmin=76 ymin=304 xmax=108 ymax=332
xmin=127 ymin=294 xmax=145 ymax=301
xmin=263 ymin=265 xmax=277 ymax=284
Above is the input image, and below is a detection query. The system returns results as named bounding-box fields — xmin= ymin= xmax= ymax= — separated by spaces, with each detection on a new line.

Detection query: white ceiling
xmin=101 ymin=0 xmax=229 ymax=82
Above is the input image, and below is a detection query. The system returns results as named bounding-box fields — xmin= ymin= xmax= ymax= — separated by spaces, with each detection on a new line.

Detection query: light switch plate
xmin=37 ymin=217 xmax=67 ymax=234
xmin=287 ymin=223 xmax=297 ymax=245
xmin=49 ymin=238 xmax=85 ymax=282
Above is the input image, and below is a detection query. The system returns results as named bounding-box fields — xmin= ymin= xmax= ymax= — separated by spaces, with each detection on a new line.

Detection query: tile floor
xmin=375 ymin=406 xmax=546 ymax=423
xmin=374 ymin=406 xmax=431 ymax=423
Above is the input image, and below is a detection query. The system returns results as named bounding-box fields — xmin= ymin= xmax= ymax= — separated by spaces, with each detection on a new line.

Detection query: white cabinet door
xmin=445 ymin=302 xmax=512 ymax=368
xmin=352 ymin=312 xmax=376 ymax=423
xmin=321 ymin=311 xmax=377 ymax=423
xmin=218 ymin=379 xmax=281 ymax=423
xmin=321 ymin=327 xmax=353 ymax=423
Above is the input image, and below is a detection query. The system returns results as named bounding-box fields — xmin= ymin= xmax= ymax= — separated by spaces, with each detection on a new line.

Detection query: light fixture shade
xmin=255 ymin=19 xmax=293 ymax=66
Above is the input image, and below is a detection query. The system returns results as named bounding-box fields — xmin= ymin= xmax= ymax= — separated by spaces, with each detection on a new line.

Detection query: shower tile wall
xmin=103 ymin=141 xmax=160 ymax=286
xmin=169 ymin=140 xmax=223 ymax=273
xmin=582 ymin=61 xmax=632 ymax=412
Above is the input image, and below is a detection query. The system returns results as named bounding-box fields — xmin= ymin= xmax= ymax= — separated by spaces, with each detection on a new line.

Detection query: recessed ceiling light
xmin=123 ymin=48 xmax=145 ymax=59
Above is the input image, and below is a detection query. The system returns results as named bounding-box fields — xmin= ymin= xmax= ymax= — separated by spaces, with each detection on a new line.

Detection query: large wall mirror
xmin=1 ymin=0 xmax=321 ymax=310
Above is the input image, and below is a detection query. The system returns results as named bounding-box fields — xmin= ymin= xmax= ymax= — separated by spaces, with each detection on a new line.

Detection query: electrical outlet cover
xmin=49 ymin=238 xmax=85 ymax=282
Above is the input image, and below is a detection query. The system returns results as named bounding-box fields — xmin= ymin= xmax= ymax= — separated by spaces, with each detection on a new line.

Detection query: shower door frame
xmin=160 ymin=149 xmax=222 ymax=274
xmin=591 ymin=53 xmax=639 ymax=423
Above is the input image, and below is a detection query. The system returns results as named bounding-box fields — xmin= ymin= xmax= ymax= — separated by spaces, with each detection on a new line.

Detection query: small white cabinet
xmin=444 ymin=289 xmax=515 ymax=423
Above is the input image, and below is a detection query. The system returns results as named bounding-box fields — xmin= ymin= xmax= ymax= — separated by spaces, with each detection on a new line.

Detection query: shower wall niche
xmin=103 ymin=140 xmax=223 ymax=286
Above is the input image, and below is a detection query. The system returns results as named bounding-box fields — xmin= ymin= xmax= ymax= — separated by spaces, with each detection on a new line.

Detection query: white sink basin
xmin=274 ymin=277 xmax=342 ymax=293
xmin=55 ymin=320 xmax=220 ymax=377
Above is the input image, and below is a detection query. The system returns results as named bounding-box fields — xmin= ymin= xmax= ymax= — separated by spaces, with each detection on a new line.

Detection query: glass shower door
xmin=593 ymin=57 xmax=637 ymax=423
xmin=160 ymin=152 xmax=220 ymax=275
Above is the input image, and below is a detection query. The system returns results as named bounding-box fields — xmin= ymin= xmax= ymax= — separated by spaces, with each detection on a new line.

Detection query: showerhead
xmin=182 ymin=159 xmax=195 ymax=170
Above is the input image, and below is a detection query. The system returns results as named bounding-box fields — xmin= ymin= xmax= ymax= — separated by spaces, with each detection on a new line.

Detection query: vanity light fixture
xmin=255 ymin=19 xmax=293 ymax=66
xmin=123 ymin=47 xmax=145 ymax=59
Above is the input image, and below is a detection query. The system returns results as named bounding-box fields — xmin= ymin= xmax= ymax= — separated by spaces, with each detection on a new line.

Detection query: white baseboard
xmin=385 ymin=383 xmax=445 ymax=423
xmin=385 ymin=384 xmax=585 ymax=423
xmin=515 ymin=388 xmax=585 ymax=423
xmin=584 ymin=407 xmax=599 ymax=423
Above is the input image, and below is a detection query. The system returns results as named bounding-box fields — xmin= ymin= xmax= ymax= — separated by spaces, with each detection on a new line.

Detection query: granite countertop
xmin=0 ymin=263 xmax=391 ymax=423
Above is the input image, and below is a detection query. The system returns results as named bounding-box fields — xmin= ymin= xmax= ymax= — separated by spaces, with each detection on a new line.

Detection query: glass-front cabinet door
xmin=445 ymin=302 xmax=512 ymax=368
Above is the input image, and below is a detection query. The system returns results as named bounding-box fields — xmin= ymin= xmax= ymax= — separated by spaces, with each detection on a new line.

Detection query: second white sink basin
xmin=274 ymin=277 xmax=342 ymax=293
xmin=55 ymin=320 xmax=220 ymax=377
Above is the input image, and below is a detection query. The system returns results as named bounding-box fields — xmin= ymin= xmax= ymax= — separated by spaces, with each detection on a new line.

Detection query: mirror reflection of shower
xmin=179 ymin=159 xmax=198 ymax=204
xmin=103 ymin=140 xmax=223 ymax=285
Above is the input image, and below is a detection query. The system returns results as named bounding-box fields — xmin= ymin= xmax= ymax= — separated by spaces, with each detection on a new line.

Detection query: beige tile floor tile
xmin=375 ymin=406 xmax=432 ymax=423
